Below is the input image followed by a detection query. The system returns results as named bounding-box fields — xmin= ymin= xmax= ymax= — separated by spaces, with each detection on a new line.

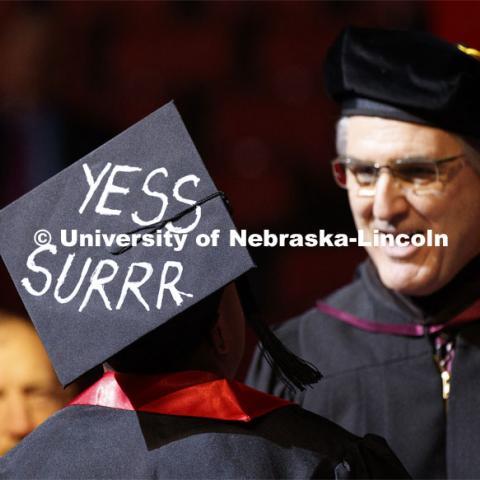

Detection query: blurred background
xmin=0 ymin=1 xmax=478 ymax=372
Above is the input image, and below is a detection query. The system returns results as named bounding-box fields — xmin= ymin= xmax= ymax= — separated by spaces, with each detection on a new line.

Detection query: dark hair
xmin=109 ymin=277 xmax=322 ymax=392
xmin=107 ymin=289 xmax=223 ymax=374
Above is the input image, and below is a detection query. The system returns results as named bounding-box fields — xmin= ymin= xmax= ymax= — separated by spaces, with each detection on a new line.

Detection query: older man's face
xmin=0 ymin=319 xmax=67 ymax=456
xmin=345 ymin=116 xmax=480 ymax=296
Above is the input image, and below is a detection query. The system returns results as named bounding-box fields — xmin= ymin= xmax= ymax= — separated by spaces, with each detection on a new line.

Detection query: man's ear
xmin=209 ymin=317 xmax=228 ymax=355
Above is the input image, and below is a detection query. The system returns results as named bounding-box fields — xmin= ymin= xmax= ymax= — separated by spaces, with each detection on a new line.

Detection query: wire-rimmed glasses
xmin=331 ymin=154 xmax=465 ymax=196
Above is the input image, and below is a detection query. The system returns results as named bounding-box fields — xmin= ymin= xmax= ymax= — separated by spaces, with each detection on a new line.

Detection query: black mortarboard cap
xmin=0 ymin=102 xmax=255 ymax=386
xmin=324 ymin=27 xmax=480 ymax=139
xmin=0 ymin=101 xmax=321 ymax=391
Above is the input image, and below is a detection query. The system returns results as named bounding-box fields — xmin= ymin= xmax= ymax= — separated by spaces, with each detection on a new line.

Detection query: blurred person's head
xmin=0 ymin=312 xmax=68 ymax=456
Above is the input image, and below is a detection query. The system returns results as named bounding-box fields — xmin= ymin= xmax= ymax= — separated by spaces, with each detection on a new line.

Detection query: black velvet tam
xmin=324 ymin=26 xmax=480 ymax=139
xmin=0 ymin=101 xmax=254 ymax=386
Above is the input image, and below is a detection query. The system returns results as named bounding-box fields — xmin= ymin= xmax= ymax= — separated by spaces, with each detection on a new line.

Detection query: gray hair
xmin=335 ymin=117 xmax=349 ymax=157
xmin=335 ymin=116 xmax=480 ymax=175
xmin=458 ymin=137 xmax=480 ymax=176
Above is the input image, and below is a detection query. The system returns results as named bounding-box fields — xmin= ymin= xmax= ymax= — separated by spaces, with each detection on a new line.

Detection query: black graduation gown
xmin=246 ymin=258 xmax=480 ymax=479
xmin=0 ymin=371 xmax=409 ymax=479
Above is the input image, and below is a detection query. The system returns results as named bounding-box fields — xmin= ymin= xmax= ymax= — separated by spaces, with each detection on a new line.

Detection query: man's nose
xmin=5 ymin=396 xmax=34 ymax=440
xmin=372 ymin=171 xmax=409 ymax=222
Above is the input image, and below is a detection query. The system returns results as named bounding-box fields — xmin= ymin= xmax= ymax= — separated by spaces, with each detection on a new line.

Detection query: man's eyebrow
xmin=394 ymin=155 xmax=434 ymax=163
xmin=344 ymin=154 xmax=435 ymax=163
xmin=341 ymin=155 xmax=376 ymax=163
xmin=23 ymin=384 xmax=57 ymax=395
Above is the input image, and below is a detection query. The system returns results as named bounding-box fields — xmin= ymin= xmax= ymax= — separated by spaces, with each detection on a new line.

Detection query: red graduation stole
xmin=69 ymin=370 xmax=292 ymax=422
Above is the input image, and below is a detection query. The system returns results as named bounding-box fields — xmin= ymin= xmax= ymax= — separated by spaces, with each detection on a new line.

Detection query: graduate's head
xmin=107 ymin=283 xmax=246 ymax=379
xmin=108 ymin=276 xmax=321 ymax=390
xmin=326 ymin=27 xmax=480 ymax=296
xmin=0 ymin=102 xmax=321 ymax=393
xmin=0 ymin=311 xmax=67 ymax=456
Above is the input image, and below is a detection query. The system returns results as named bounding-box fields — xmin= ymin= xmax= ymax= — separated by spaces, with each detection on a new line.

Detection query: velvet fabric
xmin=324 ymin=27 xmax=480 ymax=140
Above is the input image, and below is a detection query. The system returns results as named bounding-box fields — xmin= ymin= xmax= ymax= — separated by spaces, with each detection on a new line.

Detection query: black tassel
xmin=235 ymin=275 xmax=322 ymax=393
xmin=246 ymin=313 xmax=323 ymax=393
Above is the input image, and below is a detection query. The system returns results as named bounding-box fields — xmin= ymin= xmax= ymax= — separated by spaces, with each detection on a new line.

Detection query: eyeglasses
xmin=331 ymin=154 xmax=465 ymax=196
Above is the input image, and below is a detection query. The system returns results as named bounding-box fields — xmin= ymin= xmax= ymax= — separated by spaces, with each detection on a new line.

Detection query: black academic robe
xmin=246 ymin=258 xmax=480 ymax=479
xmin=0 ymin=371 xmax=409 ymax=479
